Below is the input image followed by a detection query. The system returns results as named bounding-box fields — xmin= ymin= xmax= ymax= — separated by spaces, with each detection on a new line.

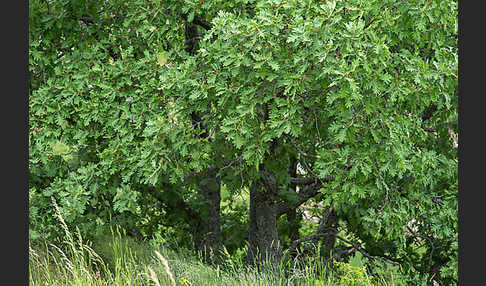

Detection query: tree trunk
xmin=247 ymin=170 xmax=282 ymax=268
xmin=287 ymin=208 xmax=300 ymax=242
xmin=193 ymin=171 xmax=222 ymax=262
xmin=287 ymin=156 xmax=300 ymax=244
xmin=319 ymin=207 xmax=338 ymax=258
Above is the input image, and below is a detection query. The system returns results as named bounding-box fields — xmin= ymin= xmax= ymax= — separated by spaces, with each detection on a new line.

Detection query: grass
xmin=29 ymin=202 xmax=401 ymax=286
xmin=29 ymin=229 xmax=401 ymax=286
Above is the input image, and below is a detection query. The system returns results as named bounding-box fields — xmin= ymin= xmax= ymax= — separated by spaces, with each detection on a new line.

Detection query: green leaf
xmin=157 ymin=52 xmax=168 ymax=66
xmin=187 ymin=11 xmax=195 ymax=23
xmin=51 ymin=141 xmax=70 ymax=155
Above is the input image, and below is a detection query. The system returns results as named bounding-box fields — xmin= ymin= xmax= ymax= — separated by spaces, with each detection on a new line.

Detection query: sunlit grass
xmin=29 ymin=201 xmax=399 ymax=286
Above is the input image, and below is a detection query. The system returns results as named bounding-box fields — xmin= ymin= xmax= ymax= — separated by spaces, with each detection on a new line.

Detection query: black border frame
xmin=8 ymin=0 xmax=29 ymax=284
xmin=458 ymin=0 xmax=475 ymax=285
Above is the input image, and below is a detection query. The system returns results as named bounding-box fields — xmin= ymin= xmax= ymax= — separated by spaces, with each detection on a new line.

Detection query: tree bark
xmin=287 ymin=208 xmax=300 ymax=242
xmin=247 ymin=170 xmax=282 ymax=268
xmin=193 ymin=170 xmax=222 ymax=262
xmin=287 ymin=156 xmax=300 ymax=244
xmin=317 ymin=206 xmax=339 ymax=258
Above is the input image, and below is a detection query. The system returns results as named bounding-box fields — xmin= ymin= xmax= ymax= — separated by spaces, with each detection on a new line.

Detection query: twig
xmin=334 ymin=235 xmax=400 ymax=265
xmin=276 ymin=179 xmax=333 ymax=217
xmin=288 ymin=233 xmax=327 ymax=253
xmin=330 ymin=246 xmax=356 ymax=261
xmin=288 ymin=206 xmax=335 ymax=253
xmin=287 ymin=137 xmax=319 ymax=159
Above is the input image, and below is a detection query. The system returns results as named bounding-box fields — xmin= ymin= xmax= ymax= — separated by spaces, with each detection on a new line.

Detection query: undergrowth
xmin=29 ymin=202 xmax=404 ymax=286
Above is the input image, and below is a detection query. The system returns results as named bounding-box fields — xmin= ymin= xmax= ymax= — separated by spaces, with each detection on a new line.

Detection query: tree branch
xmin=276 ymin=176 xmax=333 ymax=217
xmin=290 ymin=177 xmax=319 ymax=185
xmin=334 ymin=235 xmax=400 ymax=265
xmin=183 ymin=156 xmax=242 ymax=182
xmin=193 ymin=15 xmax=213 ymax=30
xmin=288 ymin=233 xmax=325 ymax=252
xmin=287 ymin=136 xmax=319 ymax=159
xmin=315 ymin=204 xmax=334 ymax=241
xmin=287 ymin=204 xmax=335 ymax=253
xmin=181 ymin=13 xmax=213 ymax=30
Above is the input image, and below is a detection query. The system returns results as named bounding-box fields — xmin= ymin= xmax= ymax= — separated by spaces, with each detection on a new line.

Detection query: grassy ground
xmin=29 ymin=226 xmax=403 ymax=286
xmin=29 ymin=202 xmax=406 ymax=286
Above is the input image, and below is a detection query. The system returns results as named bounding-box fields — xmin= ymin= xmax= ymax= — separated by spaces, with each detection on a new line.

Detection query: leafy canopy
xmin=29 ymin=0 xmax=457 ymax=283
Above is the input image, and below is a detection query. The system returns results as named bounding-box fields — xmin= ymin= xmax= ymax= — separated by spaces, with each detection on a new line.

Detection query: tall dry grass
xmin=29 ymin=199 xmax=397 ymax=286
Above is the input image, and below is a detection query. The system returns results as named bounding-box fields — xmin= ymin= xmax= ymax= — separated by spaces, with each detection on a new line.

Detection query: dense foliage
xmin=29 ymin=0 xmax=457 ymax=284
